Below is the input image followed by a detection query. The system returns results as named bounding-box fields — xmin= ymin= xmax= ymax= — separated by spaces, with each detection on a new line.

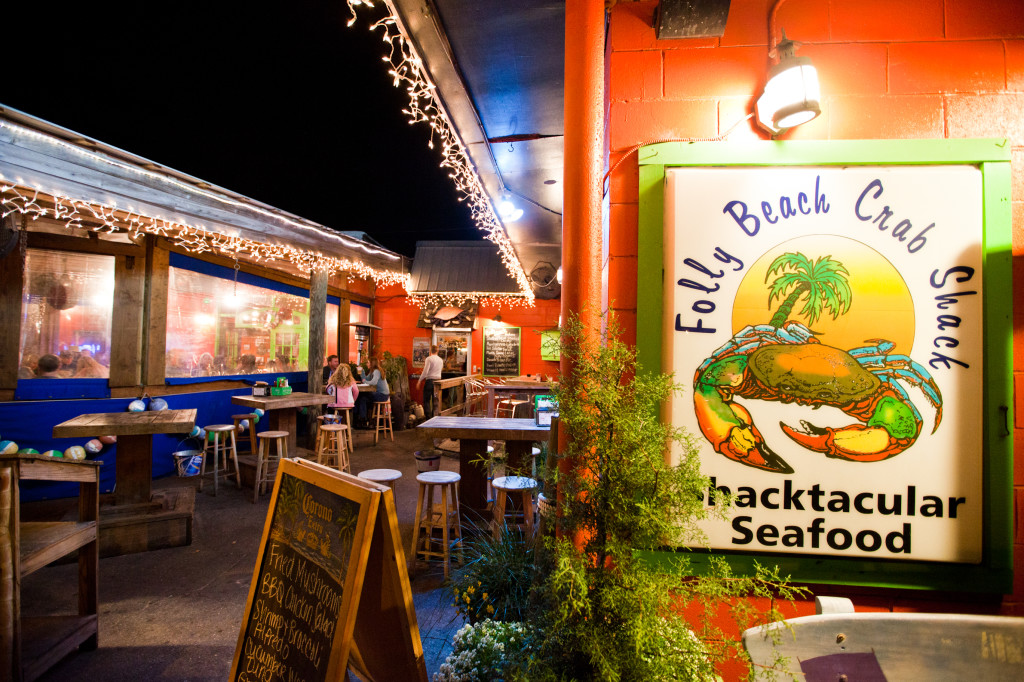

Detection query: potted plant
xmin=436 ymin=312 xmax=805 ymax=681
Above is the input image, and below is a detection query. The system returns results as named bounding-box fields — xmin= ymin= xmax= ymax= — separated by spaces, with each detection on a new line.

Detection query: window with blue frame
xmin=19 ymin=248 xmax=114 ymax=380
xmin=165 ymin=263 xmax=311 ymax=378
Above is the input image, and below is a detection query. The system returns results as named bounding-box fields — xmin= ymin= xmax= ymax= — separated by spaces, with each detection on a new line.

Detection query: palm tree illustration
xmin=765 ymin=252 xmax=852 ymax=328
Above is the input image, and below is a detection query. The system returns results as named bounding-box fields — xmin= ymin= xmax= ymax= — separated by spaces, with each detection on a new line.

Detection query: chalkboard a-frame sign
xmin=231 ymin=459 xmax=427 ymax=681
xmin=483 ymin=325 xmax=521 ymax=377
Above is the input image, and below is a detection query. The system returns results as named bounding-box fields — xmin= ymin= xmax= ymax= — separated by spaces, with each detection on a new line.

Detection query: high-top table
xmin=232 ymin=391 xmax=332 ymax=453
xmin=53 ymin=409 xmax=197 ymax=506
xmin=416 ymin=416 xmax=551 ymax=517
xmin=52 ymin=409 xmax=197 ymax=556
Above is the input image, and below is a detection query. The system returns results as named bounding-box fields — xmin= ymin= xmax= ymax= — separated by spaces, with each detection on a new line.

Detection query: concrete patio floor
xmin=22 ymin=423 xmax=465 ymax=681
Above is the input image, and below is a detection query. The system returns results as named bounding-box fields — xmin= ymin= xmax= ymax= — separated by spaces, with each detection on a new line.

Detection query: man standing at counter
xmin=417 ymin=344 xmax=443 ymax=419
xmin=355 ymin=357 xmax=390 ymax=427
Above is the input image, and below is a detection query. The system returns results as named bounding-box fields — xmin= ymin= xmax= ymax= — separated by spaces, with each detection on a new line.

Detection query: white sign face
xmin=664 ymin=166 xmax=984 ymax=563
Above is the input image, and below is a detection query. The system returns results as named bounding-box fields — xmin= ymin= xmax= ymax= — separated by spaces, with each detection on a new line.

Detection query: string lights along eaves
xmin=346 ymin=0 xmax=535 ymax=305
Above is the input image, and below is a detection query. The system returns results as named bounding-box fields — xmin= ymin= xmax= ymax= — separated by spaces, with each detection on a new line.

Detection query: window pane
xmin=165 ymin=266 xmax=310 ymax=377
xmin=20 ymin=249 xmax=114 ymax=379
xmin=326 ymin=302 xmax=339 ymax=359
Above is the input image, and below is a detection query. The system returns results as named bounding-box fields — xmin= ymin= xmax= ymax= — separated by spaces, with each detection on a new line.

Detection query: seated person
xmin=327 ymin=364 xmax=359 ymax=410
xmin=323 ymin=354 xmax=339 ymax=384
xmin=36 ymin=353 xmax=64 ymax=378
xmin=355 ymin=357 xmax=389 ymax=425
xmin=18 ymin=353 xmax=39 ymax=379
xmin=73 ymin=355 xmax=109 ymax=378
xmin=237 ymin=354 xmax=257 ymax=374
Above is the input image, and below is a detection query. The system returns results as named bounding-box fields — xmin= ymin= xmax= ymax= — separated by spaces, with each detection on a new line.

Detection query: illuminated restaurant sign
xmin=642 ymin=142 xmax=1012 ymax=578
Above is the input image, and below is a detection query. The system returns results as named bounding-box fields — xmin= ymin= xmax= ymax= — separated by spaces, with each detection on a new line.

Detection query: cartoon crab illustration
xmin=691 ymin=251 xmax=943 ymax=474
xmin=693 ymin=322 xmax=943 ymax=474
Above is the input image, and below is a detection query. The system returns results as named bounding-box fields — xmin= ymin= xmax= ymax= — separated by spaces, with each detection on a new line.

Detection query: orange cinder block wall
xmin=607 ymin=0 xmax=1023 ymax=674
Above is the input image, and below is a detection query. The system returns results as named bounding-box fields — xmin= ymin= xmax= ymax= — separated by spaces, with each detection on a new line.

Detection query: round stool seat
xmin=200 ymin=424 xmax=241 ymax=495
xmin=493 ymin=475 xmax=538 ymax=491
xmin=257 ymin=430 xmax=290 ymax=438
xmin=319 ymin=423 xmax=347 ymax=432
xmin=231 ymin=413 xmax=257 ymax=420
xmin=205 ymin=424 xmax=234 ymax=432
xmin=358 ymin=468 xmax=403 ymax=486
xmin=416 ymin=470 xmax=460 ymax=485
xmin=491 ymin=476 xmax=538 ymax=539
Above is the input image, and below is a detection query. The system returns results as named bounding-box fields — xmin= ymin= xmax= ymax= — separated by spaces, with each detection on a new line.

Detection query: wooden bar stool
xmin=316 ymin=422 xmax=350 ymax=472
xmin=331 ymin=406 xmax=355 ymax=453
xmin=200 ymin=424 xmax=241 ymax=495
xmin=409 ymin=471 xmax=462 ymax=578
xmin=491 ymin=476 xmax=538 ymax=538
xmin=231 ymin=413 xmax=257 ymax=456
xmin=253 ymin=430 xmax=289 ymax=502
xmin=357 ymin=468 xmax=402 ymax=491
xmin=373 ymin=400 xmax=393 ymax=444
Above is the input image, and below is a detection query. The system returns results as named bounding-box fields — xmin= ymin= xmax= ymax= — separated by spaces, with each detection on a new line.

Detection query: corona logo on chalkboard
xmin=663 ymin=165 xmax=985 ymax=565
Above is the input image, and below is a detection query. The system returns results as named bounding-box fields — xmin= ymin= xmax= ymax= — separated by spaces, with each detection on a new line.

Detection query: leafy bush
xmin=444 ymin=312 xmax=806 ymax=681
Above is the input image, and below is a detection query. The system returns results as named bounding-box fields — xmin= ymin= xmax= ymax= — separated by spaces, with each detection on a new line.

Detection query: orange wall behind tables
xmin=607 ymin=0 xmax=1024 ymax=676
xmin=372 ymin=284 xmax=560 ymax=405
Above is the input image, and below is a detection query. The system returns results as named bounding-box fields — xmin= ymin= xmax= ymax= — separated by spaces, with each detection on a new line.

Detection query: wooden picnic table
xmin=417 ymin=416 xmax=551 ymax=517
xmin=53 ymin=409 xmax=197 ymax=507
xmin=231 ymin=391 xmax=332 ymax=452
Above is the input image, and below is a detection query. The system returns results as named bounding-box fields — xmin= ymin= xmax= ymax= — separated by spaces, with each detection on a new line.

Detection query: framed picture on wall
xmin=412 ymin=338 xmax=430 ymax=368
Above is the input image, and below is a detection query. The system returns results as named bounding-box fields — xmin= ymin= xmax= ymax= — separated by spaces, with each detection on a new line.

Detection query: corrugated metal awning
xmin=408 ymin=241 xmax=520 ymax=294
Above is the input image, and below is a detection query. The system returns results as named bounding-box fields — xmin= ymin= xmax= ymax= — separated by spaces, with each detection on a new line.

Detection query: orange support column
xmin=559 ymin=0 xmax=605 ymax=539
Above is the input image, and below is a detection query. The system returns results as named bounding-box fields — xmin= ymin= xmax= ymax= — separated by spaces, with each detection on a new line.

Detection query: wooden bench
xmin=743 ymin=596 xmax=1024 ymax=680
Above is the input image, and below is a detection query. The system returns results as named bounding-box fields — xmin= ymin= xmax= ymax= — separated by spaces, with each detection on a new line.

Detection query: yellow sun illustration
xmin=732 ymin=236 xmax=916 ymax=354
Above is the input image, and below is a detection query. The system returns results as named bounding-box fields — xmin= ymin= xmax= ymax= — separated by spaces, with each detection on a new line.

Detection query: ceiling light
xmin=497 ymin=191 xmax=523 ymax=222
xmin=755 ymin=31 xmax=820 ymax=135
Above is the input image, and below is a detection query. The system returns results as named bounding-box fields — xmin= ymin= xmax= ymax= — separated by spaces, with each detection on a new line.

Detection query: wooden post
xmin=142 ymin=240 xmax=169 ymax=388
xmin=108 ymin=252 xmax=146 ymax=389
xmin=307 ymin=268 xmax=328 ymax=447
xmin=0 ymin=468 xmax=14 ymax=678
xmin=0 ymin=218 xmax=25 ymax=392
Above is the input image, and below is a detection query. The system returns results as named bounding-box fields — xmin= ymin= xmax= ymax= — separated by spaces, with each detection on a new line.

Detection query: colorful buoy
xmin=149 ymin=398 xmax=169 ymax=411
xmin=84 ymin=439 xmax=104 ymax=454
xmin=128 ymin=399 xmax=146 ymax=412
xmin=17 ymin=448 xmax=39 ymax=455
xmin=64 ymin=445 xmax=87 ymax=460
xmin=42 ymin=450 xmax=63 ymax=458
xmin=0 ymin=440 xmax=19 ymax=455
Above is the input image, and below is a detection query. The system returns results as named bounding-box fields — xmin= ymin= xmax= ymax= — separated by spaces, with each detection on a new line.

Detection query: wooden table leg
xmin=268 ymin=408 xmax=298 ymax=454
xmin=458 ymin=438 xmax=490 ymax=520
xmin=115 ymin=434 xmax=152 ymax=506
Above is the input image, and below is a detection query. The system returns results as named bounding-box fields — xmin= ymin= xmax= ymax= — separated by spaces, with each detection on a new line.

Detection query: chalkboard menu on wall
xmin=483 ymin=326 xmax=521 ymax=377
xmin=231 ymin=459 xmax=427 ymax=681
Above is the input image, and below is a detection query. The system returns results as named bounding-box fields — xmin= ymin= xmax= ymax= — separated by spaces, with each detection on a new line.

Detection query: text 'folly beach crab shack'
xmin=663 ymin=165 xmax=983 ymax=563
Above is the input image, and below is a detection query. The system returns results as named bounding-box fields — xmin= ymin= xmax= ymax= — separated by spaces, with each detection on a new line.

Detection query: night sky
xmin=2 ymin=0 xmax=479 ymax=258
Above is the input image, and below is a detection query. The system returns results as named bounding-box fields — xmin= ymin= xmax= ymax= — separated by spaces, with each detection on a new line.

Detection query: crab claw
xmin=718 ymin=424 xmax=794 ymax=474
xmin=781 ymin=420 xmax=911 ymax=463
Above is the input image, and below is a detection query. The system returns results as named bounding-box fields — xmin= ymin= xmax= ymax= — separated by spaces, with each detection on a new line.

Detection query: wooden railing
xmin=432 ymin=374 xmax=482 ymax=416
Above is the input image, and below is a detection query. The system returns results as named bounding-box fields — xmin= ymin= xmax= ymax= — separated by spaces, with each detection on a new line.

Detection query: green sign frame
xmin=636 ymin=139 xmax=1013 ymax=592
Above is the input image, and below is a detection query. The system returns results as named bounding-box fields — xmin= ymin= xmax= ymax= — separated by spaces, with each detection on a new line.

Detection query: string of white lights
xmin=0 ymin=184 xmax=410 ymax=287
xmin=346 ymin=0 xmax=535 ymax=303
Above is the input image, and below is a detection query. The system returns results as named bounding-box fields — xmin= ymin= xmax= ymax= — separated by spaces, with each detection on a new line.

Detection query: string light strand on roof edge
xmin=405 ymin=291 xmax=534 ymax=309
xmin=0 ymin=184 xmax=410 ymax=288
xmin=345 ymin=0 xmax=535 ymax=303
